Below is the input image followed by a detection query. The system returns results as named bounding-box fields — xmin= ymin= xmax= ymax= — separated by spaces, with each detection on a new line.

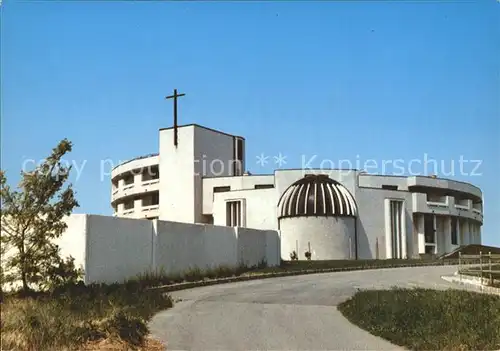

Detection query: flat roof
xmin=159 ymin=123 xmax=245 ymax=139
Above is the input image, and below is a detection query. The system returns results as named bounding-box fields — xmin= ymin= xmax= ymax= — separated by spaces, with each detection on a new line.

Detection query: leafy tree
xmin=0 ymin=139 xmax=82 ymax=293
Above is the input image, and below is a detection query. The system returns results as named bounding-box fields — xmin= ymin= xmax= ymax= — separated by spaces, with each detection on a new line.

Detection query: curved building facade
xmin=111 ymin=154 xmax=160 ymax=219
xmin=111 ymin=123 xmax=485 ymax=260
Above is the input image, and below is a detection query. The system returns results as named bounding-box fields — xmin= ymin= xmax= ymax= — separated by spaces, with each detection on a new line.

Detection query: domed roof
xmin=278 ymin=174 xmax=357 ymax=218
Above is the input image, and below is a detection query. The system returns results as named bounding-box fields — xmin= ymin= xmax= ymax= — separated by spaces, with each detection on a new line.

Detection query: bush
xmin=1 ymin=281 xmax=173 ymax=351
xmin=338 ymin=287 xmax=500 ymax=350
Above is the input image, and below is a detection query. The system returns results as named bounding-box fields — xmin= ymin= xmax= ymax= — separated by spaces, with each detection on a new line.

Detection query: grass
xmin=1 ymin=281 xmax=173 ymax=351
xmin=254 ymin=258 xmax=456 ymax=274
xmin=0 ymin=258 xmax=459 ymax=350
xmin=338 ymin=287 xmax=500 ymax=350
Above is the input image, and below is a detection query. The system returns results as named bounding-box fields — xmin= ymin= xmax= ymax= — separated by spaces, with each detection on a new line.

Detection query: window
xmin=423 ymin=213 xmax=436 ymax=254
xmin=255 ymin=184 xmax=274 ymax=189
xmin=142 ymin=166 xmax=159 ymax=181
xmin=388 ymin=200 xmax=404 ymax=258
xmin=143 ymin=193 xmax=159 ymax=206
xmin=123 ymin=173 xmax=134 ymax=185
xmin=233 ymin=137 xmax=244 ymax=176
xmin=226 ymin=200 xmax=243 ymax=227
xmin=451 ymin=217 xmax=458 ymax=245
xmin=124 ymin=201 xmax=134 ymax=210
xmin=424 ymin=214 xmax=435 ymax=243
xmin=382 ymin=185 xmax=398 ymax=190
xmin=214 ymin=186 xmax=230 ymax=193
xmin=151 ymin=192 xmax=159 ymax=205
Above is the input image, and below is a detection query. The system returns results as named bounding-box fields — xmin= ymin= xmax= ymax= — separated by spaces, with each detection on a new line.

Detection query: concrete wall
xmin=358 ymin=175 xmax=409 ymax=191
xmin=355 ymin=188 xmax=414 ymax=259
xmin=202 ymin=174 xmax=275 ymax=215
xmin=84 ymin=215 xmax=154 ymax=284
xmin=58 ymin=214 xmax=280 ymax=284
xmin=154 ymin=220 xmax=238 ymax=274
xmin=59 ymin=214 xmax=88 ymax=274
xmin=212 ymin=188 xmax=278 ymax=230
xmin=193 ymin=127 xmax=240 ymax=223
xmin=279 ymin=216 xmax=356 ymax=260
xmin=159 ymin=126 xmax=196 ymax=223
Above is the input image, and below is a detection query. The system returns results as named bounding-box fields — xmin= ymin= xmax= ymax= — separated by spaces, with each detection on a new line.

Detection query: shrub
xmin=304 ymin=251 xmax=312 ymax=260
xmin=1 ymin=281 xmax=173 ymax=351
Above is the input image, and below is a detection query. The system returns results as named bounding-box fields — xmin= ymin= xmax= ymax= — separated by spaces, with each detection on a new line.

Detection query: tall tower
xmin=158 ymin=125 xmax=245 ymax=223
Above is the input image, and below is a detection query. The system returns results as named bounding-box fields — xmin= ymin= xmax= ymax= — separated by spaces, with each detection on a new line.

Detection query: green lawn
xmin=338 ymin=288 xmax=500 ymax=350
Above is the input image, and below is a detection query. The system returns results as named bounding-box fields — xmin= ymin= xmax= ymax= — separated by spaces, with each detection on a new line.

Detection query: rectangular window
xmin=382 ymin=185 xmax=398 ymax=191
xmin=451 ymin=217 xmax=458 ymax=245
xmin=254 ymin=184 xmax=274 ymax=189
xmin=389 ymin=200 xmax=404 ymax=258
xmin=226 ymin=200 xmax=243 ymax=227
xmin=424 ymin=214 xmax=435 ymax=244
xmin=124 ymin=201 xmax=134 ymax=210
xmin=151 ymin=192 xmax=159 ymax=205
xmin=214 ymin=186 xmax=230 ymax=193
xmin=233 ymin=137 xmax=244 ymax=176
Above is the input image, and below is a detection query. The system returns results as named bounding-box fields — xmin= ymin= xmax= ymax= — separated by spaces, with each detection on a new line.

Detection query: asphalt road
xmin=149 ymin=265 xmax=459 ymax=351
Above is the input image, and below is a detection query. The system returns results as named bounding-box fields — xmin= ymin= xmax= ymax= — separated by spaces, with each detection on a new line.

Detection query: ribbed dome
xmin=278 ymin=174 xmax=357 ymax=218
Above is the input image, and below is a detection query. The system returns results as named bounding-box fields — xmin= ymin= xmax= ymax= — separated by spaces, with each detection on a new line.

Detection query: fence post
xmin=479 ymin=251 xmax=483 ymax=284
xmin=459 ymin=251 xmax=462 ymax=282
xmin=489 ymin=251 xmax=492 ymax=285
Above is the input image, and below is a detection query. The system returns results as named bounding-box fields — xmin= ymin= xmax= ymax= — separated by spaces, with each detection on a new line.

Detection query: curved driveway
xmin=150 ymin=265 xmax=459 ymax=351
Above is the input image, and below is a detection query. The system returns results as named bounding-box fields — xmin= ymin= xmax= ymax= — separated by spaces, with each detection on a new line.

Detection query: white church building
xmin=110 ymin=123 xmax=484 ymax=261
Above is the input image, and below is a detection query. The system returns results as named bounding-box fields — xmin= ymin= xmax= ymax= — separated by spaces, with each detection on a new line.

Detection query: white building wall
xmin=356 ymin=188 xmax=414 ymax=259
xmin=193 ymin=127 xmax=241 ymax=223
xmin=202 ymin=175 xmax=275 ymax=215
xmin=279 ymin=216 xmax=356 ymax=261
xmin=358 ymin=175 xmax=409 ymax=191
xmin=212 ymin=188 xmax=278 ymax=230
xmin=159 ymin=127 xmax=196 ymax=223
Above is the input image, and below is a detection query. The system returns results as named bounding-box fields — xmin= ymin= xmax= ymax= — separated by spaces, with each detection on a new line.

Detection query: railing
xmin=123 ymin=184 xmax=134 ymax=191
xmin=455 ymin=204 xmax=469 ymax=210
xmin=472 ymin=208 xmax=482 ymax=214
xmin=123 ymin=209 xmax=134 ymax=215
xmin=142 ymin=179 xmax=159 ymax=186
xmin=458 ymin=252 xmax=500 ymax=287
xmin=112 ymin=189 xmax=119 ymax=195
xmin=427 ymin=201 xmax=448 ymax=208
xmin=142 ymin=204 xmax=159 ymax=212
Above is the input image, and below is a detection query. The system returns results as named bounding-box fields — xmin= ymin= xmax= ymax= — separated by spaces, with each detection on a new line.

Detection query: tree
xmin=0 ymin=139 xmax=82 ymax=293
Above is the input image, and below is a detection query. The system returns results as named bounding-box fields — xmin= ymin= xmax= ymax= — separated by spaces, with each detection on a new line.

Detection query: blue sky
xmin=1 ymin=0 xmax=499 ymax=246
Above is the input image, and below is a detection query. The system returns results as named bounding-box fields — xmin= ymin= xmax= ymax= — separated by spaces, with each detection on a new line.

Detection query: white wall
xmin=194 ymin=127 xmax=240 ymax=223
xmin=159 ymin=126 xmax=196 ymax=223
xmin=279 ymin=216 xmax=356 ymax=261
xmin=84 ymin=215 xmax=154 ymax=284
xmin=356 ymin=188 xmax=414 ymax=259
xmin=154 ymin=220 xmax=238 ymax=274
xmin=212 ymin=188 xmax=278 ymax=230
xmin=202 ymin=175 xmax=275 ymax=215
xmin=58 ymin=214 xmax=280 ymax=284
xmin=59 ymin=214 xmax=88 ymax=274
